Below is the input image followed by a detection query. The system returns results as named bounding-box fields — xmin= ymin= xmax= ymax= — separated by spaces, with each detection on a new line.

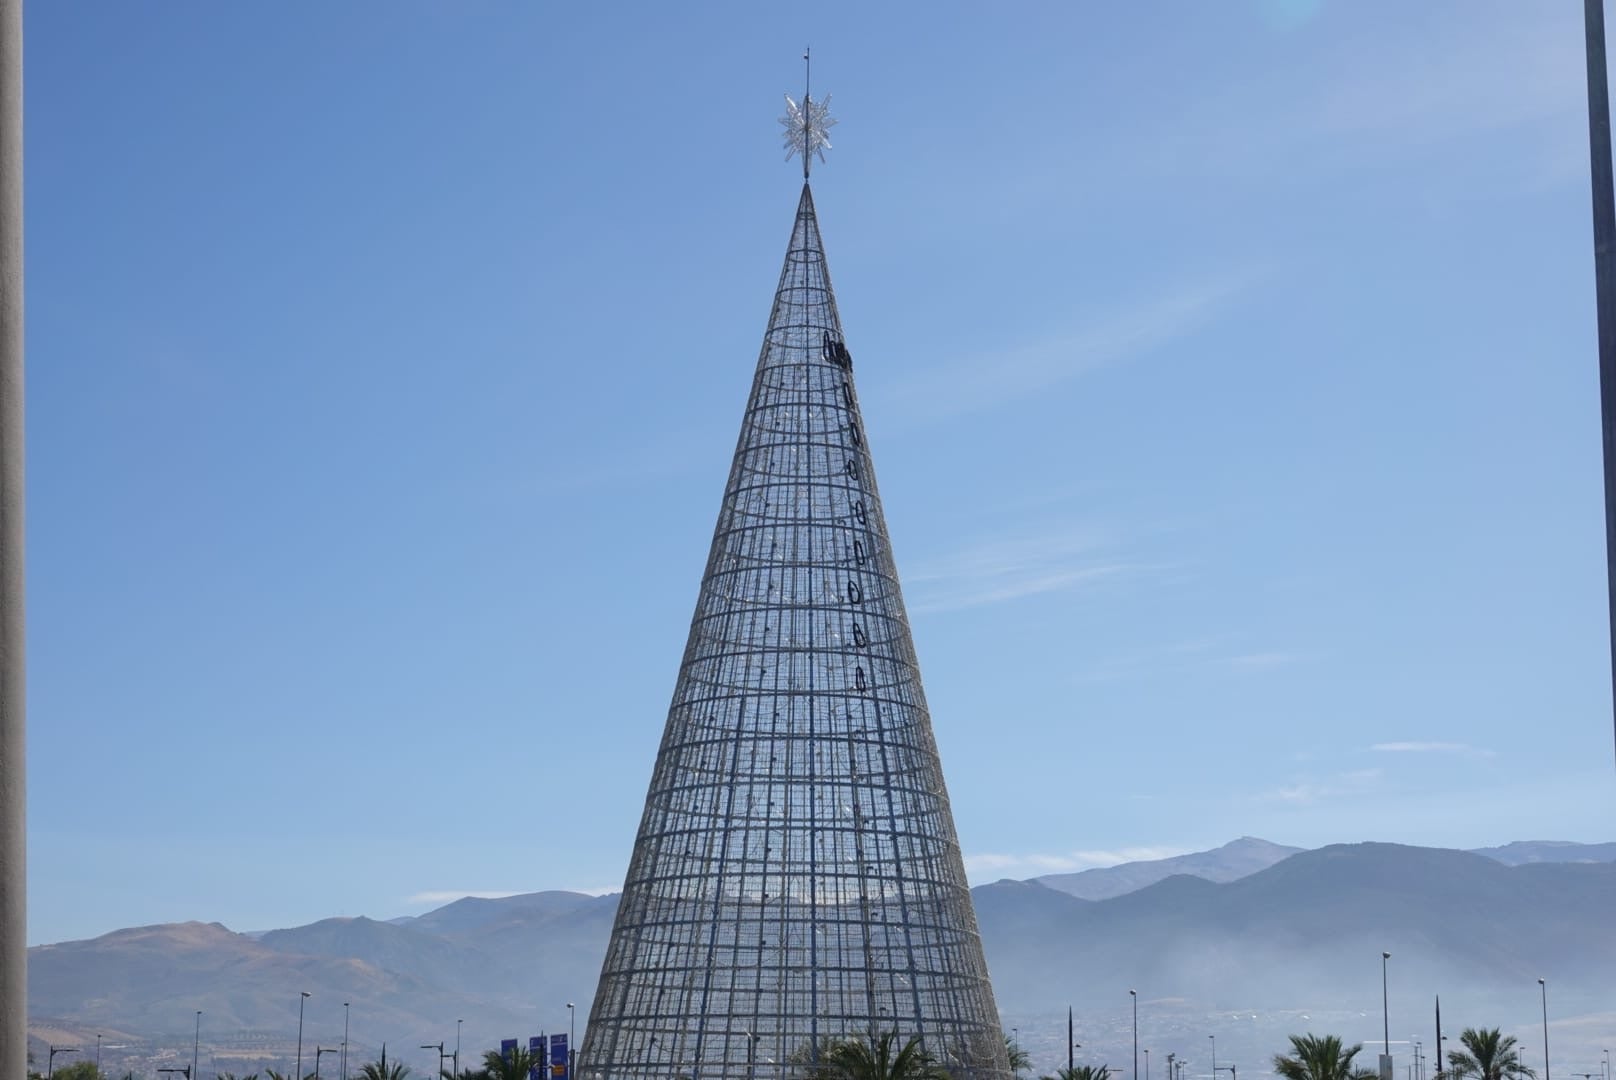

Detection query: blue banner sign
xmin=501 ymin=1039 xmax=518 ymax=1063
xmin=550 ymin=1034 xmax=569 ymax=1080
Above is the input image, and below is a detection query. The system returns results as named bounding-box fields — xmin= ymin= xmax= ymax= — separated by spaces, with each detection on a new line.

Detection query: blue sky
xmin=23 ymin=0 xmax=1616 ymax=946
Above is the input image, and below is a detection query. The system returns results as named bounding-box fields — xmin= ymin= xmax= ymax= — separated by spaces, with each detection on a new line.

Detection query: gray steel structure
xmin=578 ymin=181 xmax=1008 ymax=1080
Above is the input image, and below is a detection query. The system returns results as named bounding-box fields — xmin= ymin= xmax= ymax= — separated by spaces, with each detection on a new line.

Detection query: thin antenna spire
xmin=803 ymin=46 xmax=812 ymax=179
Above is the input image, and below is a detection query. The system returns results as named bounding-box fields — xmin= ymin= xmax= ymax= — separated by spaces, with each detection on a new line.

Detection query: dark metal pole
xmin=1584 ymin=0 xmax=1616 ymax=764
xmin=193 ymin=1010 xmax=201 ymax=1080
xmin=297 ymin=991 xmax=310 ymax=1080
xmin=0 ymin=2 xmax=24 ymax=1077
xmin=1130 ymin=991 xmax=1138 ymax=1080
xmin=1069 ymin=1006 xmax=1075 ymax=1076
xmin=1382 ymin=953 xmax=1391 ymax=1056
xmin=1539 ymin=979 xmax=1550 ymax=1080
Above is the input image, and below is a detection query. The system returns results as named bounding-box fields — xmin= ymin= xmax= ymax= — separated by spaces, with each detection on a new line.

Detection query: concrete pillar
xmin=0 ymin=0 xmax=24 ymax=1076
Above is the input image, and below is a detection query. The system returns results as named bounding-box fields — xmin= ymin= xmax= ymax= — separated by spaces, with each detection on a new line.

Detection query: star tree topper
xmin=780 ymin=92 xmax=836 ymax=177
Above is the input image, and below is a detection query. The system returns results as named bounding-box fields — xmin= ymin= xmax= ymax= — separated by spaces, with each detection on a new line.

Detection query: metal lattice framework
xmin=579 ymin=183 xmax=1008 ymax=1080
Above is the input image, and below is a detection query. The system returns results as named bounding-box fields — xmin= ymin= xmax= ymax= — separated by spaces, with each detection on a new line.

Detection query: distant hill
xmin=979 ymin=843 xmax=1616 ymax=1015
xmin=1033 ymin=837 xmax=1303 ymax=899
xmin=1031 ymin=837 xmax=1616 ymax=899
xmin=27 ymin=840 xmax=1616 ymax=1076
xmin=1468 ymin=839 xmax=1616 ymax=864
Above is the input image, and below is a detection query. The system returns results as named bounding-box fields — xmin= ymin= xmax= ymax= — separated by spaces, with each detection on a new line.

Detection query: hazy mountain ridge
xmin=27 ymin=840 xmax=1616 ymax=1067
xmin=1032 ymin=837 xmax=1305 ymax=899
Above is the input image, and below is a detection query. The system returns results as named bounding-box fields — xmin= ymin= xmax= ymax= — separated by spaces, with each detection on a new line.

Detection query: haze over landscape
xmin=28 ymin=839 xmax=1616 ymax=1079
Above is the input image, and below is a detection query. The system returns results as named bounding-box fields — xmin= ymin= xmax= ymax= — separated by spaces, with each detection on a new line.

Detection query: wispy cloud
xmin=964 ymin=846 xmax=1191 ymax=881
xmin=905 ymin=526 xmax=1162 ymax=614
xmin=1371 ymin=741 xmax=1496 ymax=758
xmin=1139 ymin=7 xmax=1585 ymax=187
xmin=1221 ymin=651 xmax=1300 ymax=671
xmin=1258 ymin=768 xmax=1382 ymax=806
xmin=874 ymin=272 xmax=1259 ymax=425
xmin=405 ymin=890 xmax=523 ymax=905
xmin=1072 ymin=638 xmax=1305 ymax=683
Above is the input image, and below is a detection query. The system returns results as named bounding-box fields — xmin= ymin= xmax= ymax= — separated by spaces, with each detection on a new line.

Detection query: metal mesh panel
xmin=579 ymin=184 xmax=1008 ymax=1080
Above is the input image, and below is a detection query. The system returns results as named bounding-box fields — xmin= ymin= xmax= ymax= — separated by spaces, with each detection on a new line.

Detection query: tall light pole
xmin=297 ymin=991 xmax=311 ymax=1080
xmin=1146 ymin=1048 xmax=1151 ymax=1080
xmin=1210 ymin=1034 xmax=1217 ymax=1080
xmin=342 ymin=1002 xmax=350 ymax=1080
xmin=1539 ymin=979 xmax=1550 ymax=1080
xmin=48 ymin=1046 xmax=79 ymax=1079
xmin=422 ymin=1042 xmax=449 ymax=1079
xmin=1582 ymin=0 xmax=1616 ymax=763
xmin=1381 ymin=954 xmax=1391 ymax=1056
xmin=568 ymin=1001 xmax=577 ymax=1080
xmin=316 ymin=1047 xmax=339 ymax=1080
xmin=193 ymin=1009 xmax=202 ymax=1080
xmin=456 ymin=1019 xmax=463 ymax=1080
xmin=1129 ymin=991 xmax=1138 ymax=1080
xmin=96 ymin=1034 xmax=102 ymax=1078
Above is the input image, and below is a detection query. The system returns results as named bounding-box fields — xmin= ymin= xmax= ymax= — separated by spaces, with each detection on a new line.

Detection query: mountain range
xmin=27 ymin=839 xmax=1616 ymax=1076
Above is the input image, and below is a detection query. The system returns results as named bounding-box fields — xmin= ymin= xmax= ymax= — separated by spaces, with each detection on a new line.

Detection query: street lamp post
xmin=1146 ymin=1049 xmax=1151 ymax=1080
xmin=456 ymin=1019 xmax=464 ymax=1080
xmin=1539 ymin=979 xmax=1550 ymax=1080
xmin=422 ymin=1042 xmax=449 ymax=1079
xmin=1211 ymin=1035 xmax=1217 ymax=1080
xmin=1382 ymin=954 xmax=1391 ymax=1057
xmin=95 ymin=1034 xmax=102 ymax=1078
xmin=343 ymin=1002 xmax=351 ymax=1080
xmin=316 ymin=1047 xmax=339 ymax=1080
xmin=568 ymin=1002 xmax=577 ymax=1080
xmin=48 ymin=1046 xmax=79 ymax=1079
xmin=297 ymin=991 xmax=311 ymax=1080
xmin=194 ymin=1009 xmax=202 ymax=1080
xmin=1129 ymin=991 xmax=1138 ymax=1080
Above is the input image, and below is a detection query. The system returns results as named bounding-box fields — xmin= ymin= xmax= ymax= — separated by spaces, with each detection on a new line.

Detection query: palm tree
xmin=1273 ymin=1035 xmax=1378 ymax=1080
xmin=1447 ymin=1028 xmax=1536 ymax=1080
xmin=355 ymin=1063 xmax=413 ymax=1080
xmin=1040 ymin=1066 xmax=1113 ymax=1080
xmin=1005 ymin=1036 xmax=1031 ymax=1078
xmin=814 ymin=1031 xmax=951 ymax=1080
xmin=476 ymin=1048 xmax=541 ymax=1080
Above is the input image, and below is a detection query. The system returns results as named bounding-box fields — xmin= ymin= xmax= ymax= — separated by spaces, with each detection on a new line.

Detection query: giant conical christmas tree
xmin=578 ymin=86 xmax=1008 ymax=1080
